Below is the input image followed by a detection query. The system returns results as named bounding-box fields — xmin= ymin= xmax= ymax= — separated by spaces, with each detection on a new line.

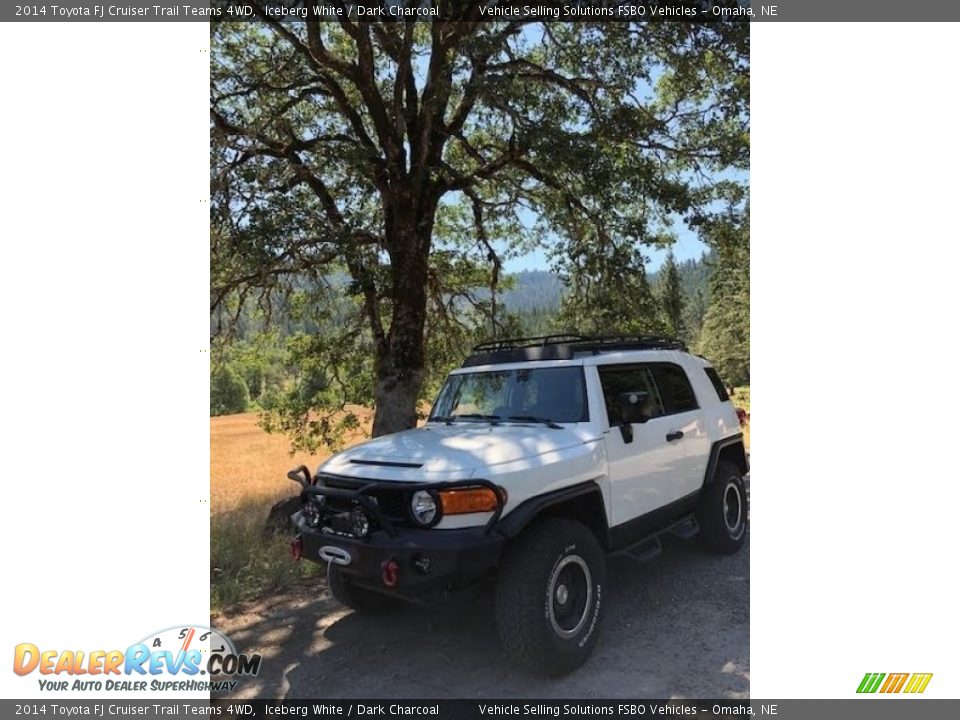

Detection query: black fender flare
xmin=704 ymin=433 xmax=748 ymax=485
xmin=494 ymin=480 xmax=608 ymax=541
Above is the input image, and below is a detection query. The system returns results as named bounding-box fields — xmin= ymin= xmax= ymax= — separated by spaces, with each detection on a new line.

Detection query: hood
xmin=321 ymin=423 xmax=586 ymax=478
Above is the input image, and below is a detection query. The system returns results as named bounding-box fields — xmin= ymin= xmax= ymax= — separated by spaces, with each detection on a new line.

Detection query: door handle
xmin=665 ymin=430 xmax=684 ymax=442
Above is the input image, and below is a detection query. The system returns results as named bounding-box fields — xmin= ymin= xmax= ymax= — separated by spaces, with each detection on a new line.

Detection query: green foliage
xmin=249 ymin=283 xmax=377 ymax=451
xmin=502 ymin=271 xmax=565 ymax=314
xmin=212 ymin=250 xmax=737 ymax=419
xmin=518 ymin=305 xmax=563 ymax=336
xmin=657 ymin=252 xmax=687 ymax=340
xmin=211 ymin=20 xmax=748 ymax=443
xmin=697 ymin=208 xmax=750 ymax=386
xmin=558 ymin=239 xmax=664 ymax=336
xmin=210 ymin=363 xmax=250 ymax=416
xmin=228 ymin=333 xmax=287 ymax=410
xmin=683 ymin=286 xmax=709 ymax=345
xmin=257 ymin=329 xmax=371 ymax=454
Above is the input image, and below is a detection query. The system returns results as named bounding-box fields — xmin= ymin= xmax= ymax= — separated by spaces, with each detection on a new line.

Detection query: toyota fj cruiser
xmin=289 ymin=335 xmax=748 ymax=676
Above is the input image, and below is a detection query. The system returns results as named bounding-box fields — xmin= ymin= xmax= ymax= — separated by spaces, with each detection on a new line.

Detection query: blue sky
xmin=503 ymin=228 xmax=708 ymax=274
xmin=428 ymin=25 xmax=742 ymax=276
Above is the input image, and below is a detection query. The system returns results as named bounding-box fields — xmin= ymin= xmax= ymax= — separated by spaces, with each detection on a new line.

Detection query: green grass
xmin=211 ymin=499 xmax=323 ymax=611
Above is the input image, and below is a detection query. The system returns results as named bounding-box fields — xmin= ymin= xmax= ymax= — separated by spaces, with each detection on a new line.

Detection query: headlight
xmin=350 ymin=506 xmax=370 ymax=538
xmin=302 ymin=497 xmax=324 ymax=528
xmin=410 ymin=490 xmax=438 ymax=526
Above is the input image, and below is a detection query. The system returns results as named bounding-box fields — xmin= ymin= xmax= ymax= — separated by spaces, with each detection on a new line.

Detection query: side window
xmin=597 ymin=366 xmax=664 ymax=425
xmin=649 ymin=364 xmax=699 ymax=415
xmin=704 ymin=367 xmax=730 ymax=401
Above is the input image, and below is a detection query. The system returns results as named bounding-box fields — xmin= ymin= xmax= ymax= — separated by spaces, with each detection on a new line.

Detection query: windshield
xmin=430 ymin=366 xmax=588 ymax=424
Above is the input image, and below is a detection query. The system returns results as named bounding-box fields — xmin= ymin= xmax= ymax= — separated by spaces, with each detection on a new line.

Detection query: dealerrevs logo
xmin=13 ymin=626 xmax=261 ymax=693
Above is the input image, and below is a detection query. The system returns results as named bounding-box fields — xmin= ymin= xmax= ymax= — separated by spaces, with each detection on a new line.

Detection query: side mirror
xmin=614 ymin=391 xmax=651 ymax=444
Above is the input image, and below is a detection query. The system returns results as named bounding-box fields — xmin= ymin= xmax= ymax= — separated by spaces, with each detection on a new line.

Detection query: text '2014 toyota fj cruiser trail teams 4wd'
xmin=289 ymin=335 xmax=748 ymax=676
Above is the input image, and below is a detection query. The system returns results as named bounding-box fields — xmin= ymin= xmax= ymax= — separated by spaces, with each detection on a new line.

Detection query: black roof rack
xmin=463 ymin=334 xmax=687 ymax=367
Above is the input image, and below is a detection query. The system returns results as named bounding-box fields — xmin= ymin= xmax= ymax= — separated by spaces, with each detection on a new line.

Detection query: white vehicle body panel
xmin=601 ymin=408 xmax=694 ymax=526
xmin=317 ymin=348 xmax=741 ymax=531
xmin=322 ymin=424 xmax=587 ymax=476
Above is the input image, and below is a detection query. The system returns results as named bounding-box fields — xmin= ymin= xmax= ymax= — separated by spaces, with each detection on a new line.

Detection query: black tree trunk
xmin=370 ymin=191 xmax=437 ymax=437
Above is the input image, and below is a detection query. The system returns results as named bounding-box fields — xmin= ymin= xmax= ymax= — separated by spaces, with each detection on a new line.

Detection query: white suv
xmin=290 ymin=335 xmax=748 ymax=676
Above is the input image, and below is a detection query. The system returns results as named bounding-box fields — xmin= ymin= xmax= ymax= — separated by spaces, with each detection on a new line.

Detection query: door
xmin=646 ymin=363 xmax=710 ymax=495
xmin=598 ymin=365 xmax=692 ymax=526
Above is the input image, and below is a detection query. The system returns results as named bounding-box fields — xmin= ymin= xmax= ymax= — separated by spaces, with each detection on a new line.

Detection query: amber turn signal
xmin=439 ymin=486 xmax=506 ymax=515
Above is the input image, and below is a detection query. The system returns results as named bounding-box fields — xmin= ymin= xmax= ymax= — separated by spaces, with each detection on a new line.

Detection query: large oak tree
xmin=211 ymin=9 xmax=748 ymax=437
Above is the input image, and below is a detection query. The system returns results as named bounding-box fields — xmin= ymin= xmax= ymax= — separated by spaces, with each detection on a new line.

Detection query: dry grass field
xmin=210 ymin=408 xmax=374 ymax=610
xmin=210 ymin=408 xmax=373 ymax=515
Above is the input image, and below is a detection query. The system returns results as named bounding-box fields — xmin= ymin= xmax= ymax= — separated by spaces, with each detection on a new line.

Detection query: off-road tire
xmin=696 ymin=460 xmax=748 ymax=555
xmin=495 ymin=518 xmax=606 ymax=676
xmin=327 ymin=564 xmax=393 ymax=613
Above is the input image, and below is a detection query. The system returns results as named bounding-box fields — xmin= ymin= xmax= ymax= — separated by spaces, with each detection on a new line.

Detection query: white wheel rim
xmin=547 ymin=554 xmax=593 ymax=639
xmin=723 ymin=479 xmax=744 ymax=538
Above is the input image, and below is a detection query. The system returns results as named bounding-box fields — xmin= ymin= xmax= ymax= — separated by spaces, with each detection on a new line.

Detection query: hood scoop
xmin=349 ymin=459 xmax=423 ymax=469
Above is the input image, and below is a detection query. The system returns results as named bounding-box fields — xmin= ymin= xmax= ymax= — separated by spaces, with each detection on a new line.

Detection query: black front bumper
xmin=293 ymin=511 xmax=505 ymax=592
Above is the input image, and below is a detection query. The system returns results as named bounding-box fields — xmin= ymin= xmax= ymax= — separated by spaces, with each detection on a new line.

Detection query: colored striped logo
xmin=857 ymin=672 xmax=933 ymax=694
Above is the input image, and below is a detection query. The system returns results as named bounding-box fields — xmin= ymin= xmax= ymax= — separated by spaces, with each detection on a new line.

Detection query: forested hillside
xmin=212 ymin=247 xmax=749 ymax=440
xmin=500 ymin=254 xmax=712 ymax=315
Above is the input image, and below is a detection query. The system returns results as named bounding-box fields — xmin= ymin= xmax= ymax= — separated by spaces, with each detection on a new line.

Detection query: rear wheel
xmin=327 ymin=564 xmax=394 ymax=613
xmin=495 ymin=518 xmax=606 ymax=676
xmin=696 ymin=460 xmax=748 ymax=554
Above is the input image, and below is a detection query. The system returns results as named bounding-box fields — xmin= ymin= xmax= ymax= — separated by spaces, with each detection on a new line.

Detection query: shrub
xmin=211 ymin=364 xmax=250 ymax=416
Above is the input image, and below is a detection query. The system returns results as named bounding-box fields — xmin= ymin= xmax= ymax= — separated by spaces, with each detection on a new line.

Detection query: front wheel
xmin=495 ymin=519 xmax=606 ymax=676
xmin=696 ymin=460 xmax=748 ymax=554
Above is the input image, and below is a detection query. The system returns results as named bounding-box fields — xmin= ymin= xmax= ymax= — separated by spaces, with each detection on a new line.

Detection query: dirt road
xmin=215 ymin=532 xmax=749 ymax=699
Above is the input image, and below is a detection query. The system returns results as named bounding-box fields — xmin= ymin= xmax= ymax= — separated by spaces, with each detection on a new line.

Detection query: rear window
xmin=597 ymin=366 xmax=665 ymax=425
xmin=597 ymin=363 xmax=698 ymax=420
xmin=648 ymin=365 xmax=699 ymax=414
xmin=704 ymin=367 xmax=730 ymax=401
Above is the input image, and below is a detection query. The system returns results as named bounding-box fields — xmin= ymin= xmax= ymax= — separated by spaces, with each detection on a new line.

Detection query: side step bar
xmin=614 ymin=514 xmax=700 ymax=564
xmin=623 ymin=537 xmax=662 ymax=563
xmin=669 ymin=516 xmax=700 ymax=540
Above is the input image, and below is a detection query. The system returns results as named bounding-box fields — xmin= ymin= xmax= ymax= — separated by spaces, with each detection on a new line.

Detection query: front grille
xmin=322 ymin=475 xmax=411 ymax=523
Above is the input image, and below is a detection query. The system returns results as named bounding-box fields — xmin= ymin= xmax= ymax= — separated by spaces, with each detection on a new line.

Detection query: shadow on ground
xmin=215 ymin=534 xmax=749 ymax=699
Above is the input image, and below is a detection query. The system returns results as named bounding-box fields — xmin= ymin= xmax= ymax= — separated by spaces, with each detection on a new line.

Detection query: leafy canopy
xmin=211 ymin=15 xmax=749 ymax=446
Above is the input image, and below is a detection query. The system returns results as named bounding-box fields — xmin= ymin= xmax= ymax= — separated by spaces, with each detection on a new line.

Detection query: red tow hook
xmin=381 ymin=558 xmax=400 ymax=588
xmin=291 ymin=535 xmax=303 ymax=562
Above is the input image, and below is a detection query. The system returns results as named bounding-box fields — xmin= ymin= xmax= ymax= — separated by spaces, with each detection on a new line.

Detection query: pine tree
xmin=683 ymin=287 xmax=708 ymax=347
xmin=657 ymin=252 xmax=687 ymax=340
xmin=558 ymin=238 xmax=664 ymax=336
xmin=697 ymin=209 xmax=750 ymax=386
